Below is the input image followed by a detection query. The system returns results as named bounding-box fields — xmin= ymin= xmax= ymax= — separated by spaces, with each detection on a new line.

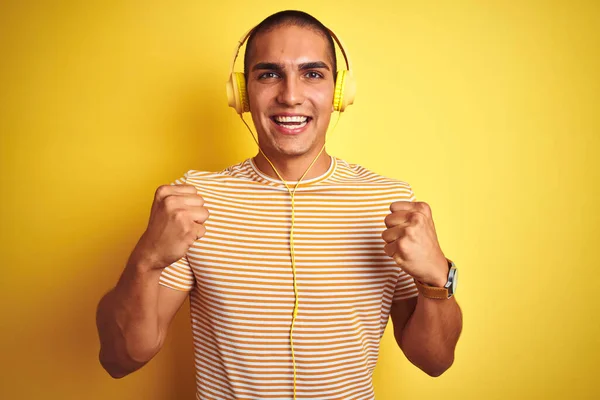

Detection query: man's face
xmin=246 ymin=25 xmax=335 ymax=159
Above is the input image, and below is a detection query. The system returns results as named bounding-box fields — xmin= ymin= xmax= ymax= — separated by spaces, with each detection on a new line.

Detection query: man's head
xmin=244 ymin=11 xmax=337 ymax=83
xmin=242 ymin=10 xmax=338 ymax=160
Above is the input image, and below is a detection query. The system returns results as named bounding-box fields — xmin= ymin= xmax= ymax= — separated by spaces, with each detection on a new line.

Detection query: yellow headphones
xmin=224 ymin=22 xmax=355 ymax=400
xmin=225 ymin=26 xmax=356 ymax=114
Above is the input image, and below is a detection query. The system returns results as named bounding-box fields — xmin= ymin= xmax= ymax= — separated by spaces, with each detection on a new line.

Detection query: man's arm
xmin=96 ymin=184 xmax=208 ymax=378
xmin=390 ymin=295 xmax=462 ymax=377
xmin=96 ymin=257 xmax=188 ymax=378
xmin=382 ymin=200 xmax=463 ymax=376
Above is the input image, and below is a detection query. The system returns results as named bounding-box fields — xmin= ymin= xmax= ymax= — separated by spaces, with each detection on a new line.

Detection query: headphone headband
xmin=228 ymin=26 xmax=352 ymax=75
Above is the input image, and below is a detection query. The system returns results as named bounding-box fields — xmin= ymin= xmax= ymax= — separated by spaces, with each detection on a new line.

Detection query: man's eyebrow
xmin=251 ymin=61 xmax=331 ymax=72
xmin=299 ymin=61 xmax=330 ymax=71
xmin=252 ymin=62 xmax=284 ymax=71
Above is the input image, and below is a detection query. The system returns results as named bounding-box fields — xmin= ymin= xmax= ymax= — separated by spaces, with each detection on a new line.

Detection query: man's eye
xmin=305 ymin=71 xmax=324 ymax=79
xmin=258 ymin=72 xmax=280 ymax=80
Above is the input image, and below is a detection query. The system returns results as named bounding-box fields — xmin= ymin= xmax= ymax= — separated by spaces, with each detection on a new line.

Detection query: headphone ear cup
xmin=333 ymin=70 xmax=346 ymax=112
xmin=333 ymin=70 xmax=356 ymax=112
xmin=341 ymin=70 xmax=356 ymax=111
xmin=236 ymin=73 xmax=250 ymax=113
xmin=226 ymin=72 xmax=249 ymax=114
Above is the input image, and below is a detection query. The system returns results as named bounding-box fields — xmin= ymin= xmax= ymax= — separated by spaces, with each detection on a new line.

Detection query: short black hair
xmin=243 ymin=10 xmax=337 ymax=81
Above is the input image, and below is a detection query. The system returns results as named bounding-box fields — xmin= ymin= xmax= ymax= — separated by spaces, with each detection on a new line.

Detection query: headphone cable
xmin=239 ymin=113 xmax=342 ymax=400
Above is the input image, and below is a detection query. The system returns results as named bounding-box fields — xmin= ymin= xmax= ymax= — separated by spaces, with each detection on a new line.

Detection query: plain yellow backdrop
xmin=1 ymin=1 xmax=598 ymax=399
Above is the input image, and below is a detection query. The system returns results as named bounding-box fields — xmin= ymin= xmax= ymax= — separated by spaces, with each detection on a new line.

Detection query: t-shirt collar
xmin=248 ymin=155 xmax=336 ymax=188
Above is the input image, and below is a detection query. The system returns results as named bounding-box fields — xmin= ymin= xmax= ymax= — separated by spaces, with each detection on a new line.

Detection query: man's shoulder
xmin=174 ymin=158 xmax=252 ymax=185
xmin=333 ymin=157 xmax=413 ymax=191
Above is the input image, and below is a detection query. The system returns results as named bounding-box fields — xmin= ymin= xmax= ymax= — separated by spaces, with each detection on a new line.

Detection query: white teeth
xmin=279 ymin=121 xmax=308 ymax=129
xmin=274 ymin=115 xmax=308 ymax=123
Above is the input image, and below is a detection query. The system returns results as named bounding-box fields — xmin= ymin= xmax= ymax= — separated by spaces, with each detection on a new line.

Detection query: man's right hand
xmin=131 ymin=184 xmax=209 ymax=271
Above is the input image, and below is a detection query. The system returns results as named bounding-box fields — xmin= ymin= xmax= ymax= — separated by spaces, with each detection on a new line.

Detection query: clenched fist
xmin=382 ymin=201 xmax=448 ymax=287
xmin=130 ymin=184 xmax=209 ymax=271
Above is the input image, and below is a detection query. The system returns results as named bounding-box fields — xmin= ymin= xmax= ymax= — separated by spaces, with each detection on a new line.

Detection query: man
xmin=96 ymin=10 xmax=463 ymax=400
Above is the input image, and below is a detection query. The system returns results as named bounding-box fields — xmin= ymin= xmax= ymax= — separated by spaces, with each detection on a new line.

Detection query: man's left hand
xmin=382 ymin=201 xmax=449 ymax=287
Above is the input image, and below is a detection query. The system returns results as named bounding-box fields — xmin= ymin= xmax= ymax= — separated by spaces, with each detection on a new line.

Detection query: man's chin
xmin=257 ymin=129 xmax=325 ymax=159
xmin=262 ymin=142 xmax=319 ymax=159
xmin=272 ymin=147 xmax=312 ymax=158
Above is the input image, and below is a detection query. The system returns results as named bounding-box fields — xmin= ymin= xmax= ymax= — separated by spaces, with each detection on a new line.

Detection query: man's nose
xmin=276 ymin=75 xmax=305 ymax=106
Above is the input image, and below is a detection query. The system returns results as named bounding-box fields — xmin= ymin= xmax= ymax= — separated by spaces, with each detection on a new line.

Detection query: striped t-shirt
xmin=159 ymin=156 xmax=419 ymax=400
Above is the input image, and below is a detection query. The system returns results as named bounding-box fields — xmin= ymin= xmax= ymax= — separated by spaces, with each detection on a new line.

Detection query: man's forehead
xmin=248 ymin=25 xmax=332 ymax=66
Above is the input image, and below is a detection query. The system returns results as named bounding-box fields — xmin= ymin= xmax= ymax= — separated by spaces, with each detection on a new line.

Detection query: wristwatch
xmin=413 ymin=259 xmax=458 ymax=300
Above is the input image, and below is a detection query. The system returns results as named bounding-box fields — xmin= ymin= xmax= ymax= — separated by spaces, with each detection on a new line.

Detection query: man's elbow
xmin=423 ymin=365 xmax=450 ymax=377
xmin=420 ymin=354 xmax=455 ymax=377
xmin=98 ymin=348 xmax=147 ymax=379
xmin=99 ymin=356 xmax=129 ymax=379
xmin=402 ymin=343 xmax=455 ymax=378
xmin=104 ymin=367 xmax=129 ymax=380
xmin=99 ymin=350 xmax=132 ymax=379
xmin=98 ymin=333 xmax=163 ymax=379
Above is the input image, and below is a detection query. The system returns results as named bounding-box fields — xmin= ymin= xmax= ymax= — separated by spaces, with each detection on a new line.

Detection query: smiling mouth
xmin=271 ymin=115 xmax=312 ymax=129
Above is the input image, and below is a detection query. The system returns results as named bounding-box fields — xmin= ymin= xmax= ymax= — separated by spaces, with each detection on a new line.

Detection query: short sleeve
xmin=158 ymin=172 xmax=196 ymax=292
xmin=392 ymin=183 xmax=419 ymax=301
xmin=159 ymin=255 xmax=195 ymax=292
xmin=407 ymin=183 xmax=417 ymax=202
xmin=393 ymin=272 xmax=419 ymax=301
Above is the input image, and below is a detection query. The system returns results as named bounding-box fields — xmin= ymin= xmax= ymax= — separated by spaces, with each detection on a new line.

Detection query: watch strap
xmin=413 ymin=258 xmax=454 ymax=300
xmin=414 ymin=279 xmax=450 ymax=300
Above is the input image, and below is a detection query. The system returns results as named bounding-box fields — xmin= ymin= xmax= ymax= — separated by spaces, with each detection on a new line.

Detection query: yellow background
xmin=1 ymin=0 xmax=598 ymax=399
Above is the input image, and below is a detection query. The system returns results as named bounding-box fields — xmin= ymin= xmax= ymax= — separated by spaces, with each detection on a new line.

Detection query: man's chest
xmin=186 ymin=189 xmax=400 ymax=301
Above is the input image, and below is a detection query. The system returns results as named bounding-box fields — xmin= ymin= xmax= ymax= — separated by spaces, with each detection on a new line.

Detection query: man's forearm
xmin=96 ymin=259 xmax=163 ymax=378
xmin=399 ymin=294 xmax=462 ymax=377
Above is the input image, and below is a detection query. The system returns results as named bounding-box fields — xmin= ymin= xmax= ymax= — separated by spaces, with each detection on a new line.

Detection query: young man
xmin=96 ymin=10 xmax=462 ymax=400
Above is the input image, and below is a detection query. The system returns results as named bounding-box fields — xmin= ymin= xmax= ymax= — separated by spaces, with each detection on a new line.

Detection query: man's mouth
xmin=270 ymin=115 xmax=311 ymax=130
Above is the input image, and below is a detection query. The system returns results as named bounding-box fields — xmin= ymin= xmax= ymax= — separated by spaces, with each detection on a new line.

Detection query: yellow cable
xmin=240 ymin=113 xmax=342 ymax=400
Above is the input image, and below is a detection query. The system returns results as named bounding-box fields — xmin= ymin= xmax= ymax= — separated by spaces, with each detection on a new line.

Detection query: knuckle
xmin=384 ymin=242 xmax=393 ymax=256
xmin=411 ymin=212 xmax=425 ymax=224
xmin=196 ymin=207 xmax=209 ymax=223
xmin=172 ymin=209 xmax=188 ymax=224
xmin=163 ymin=195 xmax=179 ymax=211
xmin=384 ymin=213 xmax=393 ymax=227
xmin=416 ymin=201 xmax=430 ymax=214
xmin=396 ymin=237 xmax=408 ymax=253
xmin=155 ymin=185 xmax=170 ymax=200
xmin=382 ymin=229 xmax=393 ymax=243
xmin=391 ymin=200 xmax=407 ymax=212
xmin=388 ymin=240 xmax=398 ymax=256
xmin=186 ymin=231 xmax=197 ymax=242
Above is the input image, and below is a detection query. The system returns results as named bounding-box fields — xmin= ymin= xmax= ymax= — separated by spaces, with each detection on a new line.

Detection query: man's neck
xmin=253 ymin=151 xmax=332 ymax=182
